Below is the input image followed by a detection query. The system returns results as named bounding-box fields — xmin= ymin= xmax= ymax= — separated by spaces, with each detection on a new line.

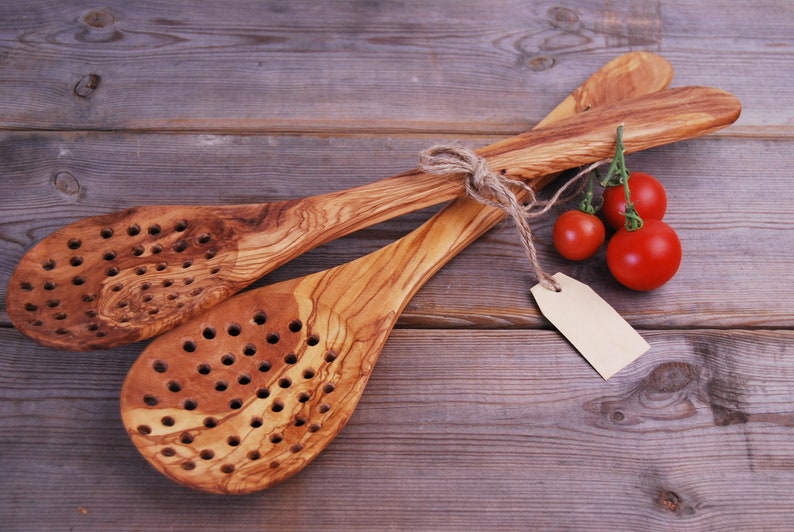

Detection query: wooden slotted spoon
xmin=7 ymin=54 xmax=694 ymax=352
xmin=121 ymin=59 xmax=740 ymax=494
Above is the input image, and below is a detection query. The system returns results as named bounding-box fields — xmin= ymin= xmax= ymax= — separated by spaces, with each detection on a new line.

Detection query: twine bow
xmin=419 ymin=145 xmax=605 ymax=292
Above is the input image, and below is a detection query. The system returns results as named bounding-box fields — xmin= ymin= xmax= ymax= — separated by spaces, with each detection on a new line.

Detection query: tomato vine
xmin=551 ymin=124 xmax=683 ymax=291
xmin=600 ymin=124 xmax=644 ymax=231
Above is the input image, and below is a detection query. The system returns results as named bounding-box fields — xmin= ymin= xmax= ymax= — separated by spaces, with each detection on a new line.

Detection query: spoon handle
xmin=237 ymin=86 xmax=741 ymax=264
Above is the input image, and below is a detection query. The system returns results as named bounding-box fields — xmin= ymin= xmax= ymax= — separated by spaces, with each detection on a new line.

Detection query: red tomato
xmin=606 ymin=220 xmax=682 ymax=291
xmin=552 ymin=210 xmax=606 ymax=261
xmin=602 ymin=172 xmax=667 ymax=230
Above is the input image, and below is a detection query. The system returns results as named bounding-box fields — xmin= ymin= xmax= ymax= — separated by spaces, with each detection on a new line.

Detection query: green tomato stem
xmin=607 ymin=124 xmax=644 ymax=231
xmin=578 ymin=170 xmax=599 ymax=215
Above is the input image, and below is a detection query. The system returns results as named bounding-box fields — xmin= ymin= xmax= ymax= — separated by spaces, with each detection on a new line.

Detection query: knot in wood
xmin=82 ymin=9 xmax=116 ymax=28
xmin=77 ymin=9 xmax=123 ymax=44
xmin=644 ymin=361 xmax=696 ymax=394
xmin=74 ymin=74 xmax=101 ymax=98
xmin=53 ymin=171 xmax=82 ymax=201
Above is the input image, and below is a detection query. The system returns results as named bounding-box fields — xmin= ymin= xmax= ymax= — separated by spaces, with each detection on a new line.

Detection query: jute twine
xmin=419 ymin=145 xmax=608 ymax=292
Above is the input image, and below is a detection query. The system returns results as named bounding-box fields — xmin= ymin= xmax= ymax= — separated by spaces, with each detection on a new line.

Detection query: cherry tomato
xmin=606 ymin=219 xmax=682 ymax=291
xmin=552 ymin=210 xmax=606 ymax=261
xmin=602 ymin=172 xmax=667 ymax=230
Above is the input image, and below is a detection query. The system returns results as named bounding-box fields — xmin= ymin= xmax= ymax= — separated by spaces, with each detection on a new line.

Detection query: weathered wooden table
xmin=2 ymin=2 xmax=793 ymax=529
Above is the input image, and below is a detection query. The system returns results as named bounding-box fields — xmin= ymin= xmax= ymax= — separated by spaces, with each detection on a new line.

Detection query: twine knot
xmin=420 ymin=145 xmax=604 ymax=292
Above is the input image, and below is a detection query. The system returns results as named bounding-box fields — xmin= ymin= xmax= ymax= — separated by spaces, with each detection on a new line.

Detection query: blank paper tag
xmin=531 ymin=272 xmax=650 ymax=380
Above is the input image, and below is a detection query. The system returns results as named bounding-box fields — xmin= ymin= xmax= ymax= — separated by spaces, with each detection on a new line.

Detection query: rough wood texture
xmin=5 ymin=328 xmax=794 ymax=530
xmin=1 ymin=0 xmax=793 ymax=529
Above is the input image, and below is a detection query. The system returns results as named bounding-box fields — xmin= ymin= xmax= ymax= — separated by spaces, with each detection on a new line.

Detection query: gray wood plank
xmin=0 ymin=1 xmax=789 ymax=135
xmin=2 ymin=327 xmax=794 ymax=530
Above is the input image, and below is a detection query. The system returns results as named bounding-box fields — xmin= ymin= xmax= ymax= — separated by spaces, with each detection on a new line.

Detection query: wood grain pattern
xmin=0 ymin=1 xmax=788 ymax=135
xmin=5 ymin=328 xmax=794 ymax=529
xmin=1 ymin=0 xmax=793 ymax=529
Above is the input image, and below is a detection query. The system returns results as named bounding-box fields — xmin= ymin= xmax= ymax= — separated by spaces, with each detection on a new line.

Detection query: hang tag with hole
xmin=530 ymin=272 xmax=650 ymax=380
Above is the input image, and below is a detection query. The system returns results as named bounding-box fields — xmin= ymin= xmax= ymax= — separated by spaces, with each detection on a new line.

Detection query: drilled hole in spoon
xmin=256 ymin=387 xmax=270 ymax=399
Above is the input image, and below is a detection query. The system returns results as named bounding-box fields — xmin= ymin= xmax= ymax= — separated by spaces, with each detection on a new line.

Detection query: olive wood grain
xmin=9 ymin=83 xmax=739 ymax=352
xmin=119 ymin=55 xmax=743 ymax=494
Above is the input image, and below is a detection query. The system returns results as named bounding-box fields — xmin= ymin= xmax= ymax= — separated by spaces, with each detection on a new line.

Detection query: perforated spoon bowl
xmin=121 ymin=59 xmax=741 ymax=494
xmin=10 ymin=77 xmax=728 ymax=352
